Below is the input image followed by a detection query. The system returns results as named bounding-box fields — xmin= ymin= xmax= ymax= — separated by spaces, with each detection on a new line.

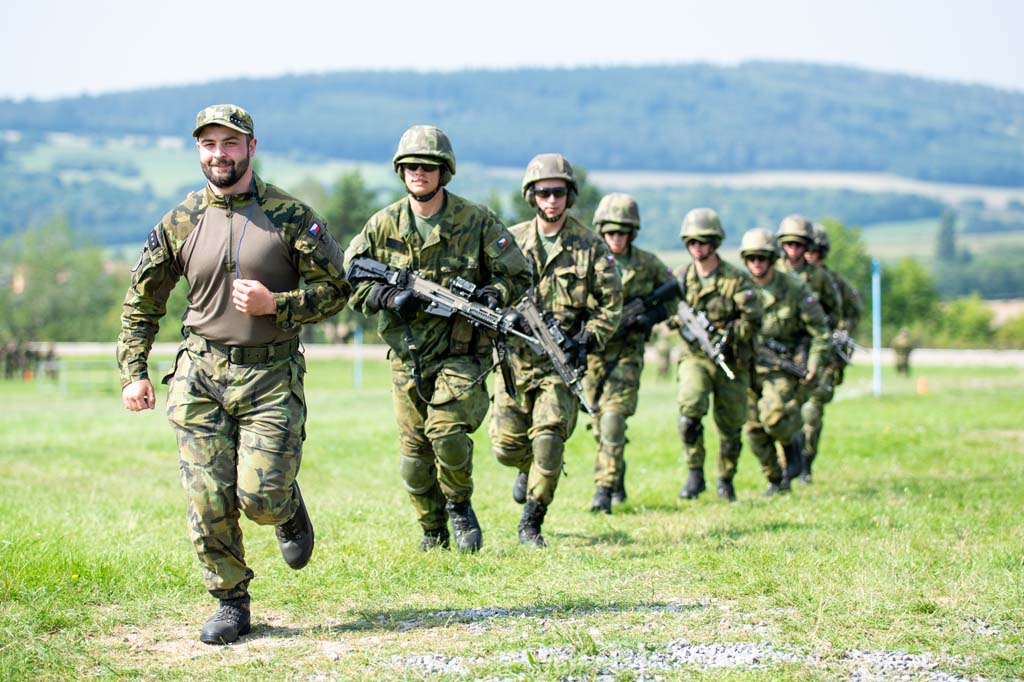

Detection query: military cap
xmin=192 ymin=104 xmax=255 ymax=137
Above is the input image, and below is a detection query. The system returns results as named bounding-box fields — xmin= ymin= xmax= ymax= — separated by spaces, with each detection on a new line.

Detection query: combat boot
xmin=275 ymin=482 xmax=314 ymax=569
xmin=782 ymin=437 xmax=804 ymax=483
xmin=446 ymin=500 xmax=482 ymax=553
xmin=611 ymin=461 xmax=627 ymax=504
xmin=800 ymin=454 xmax=814 ymax=484
xmin=679 ymin=467 xmax=706 ymax=499
xmin=717 ymin=477 xmax=736 ymax=502
xmin=419 ymin=526 xmax=450 ymax=551
xmin=763 ymin=478 xmax=783 ymax=497
xmin=589 ymin=486 xmax=613 ymax=514
xmin=199 ymin=596 xmax=251 ymax=645
xmin=512 ymin=470 xmax=528 ymax=504
xmin=518 ymin=499 xmax=548 ymax=548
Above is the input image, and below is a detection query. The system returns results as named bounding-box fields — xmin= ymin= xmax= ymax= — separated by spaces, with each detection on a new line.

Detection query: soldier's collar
xmin=205 ymin=174 xmax=264 ymax=209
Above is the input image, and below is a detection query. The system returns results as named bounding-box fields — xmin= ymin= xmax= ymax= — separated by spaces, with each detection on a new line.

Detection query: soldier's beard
xmin=204 ymin=154 xmax=251 ymax=189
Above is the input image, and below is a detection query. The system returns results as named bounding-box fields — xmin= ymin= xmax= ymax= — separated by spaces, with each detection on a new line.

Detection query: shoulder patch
xmin=743 ymin=289 xmax=754 ymax=299
xmin=497 ymin=236 xmax=509 ymax=249
xmin=308 ymin=222 xmax=323 ymax=238
xmin=385 ymin=237 xmax=404 ymax=251
xmin=147 ymin=228 xmax=160 ymax=253
xmin=605 ymin=254 xmax=616 ymax=264
xmin=806 ymin=295 xmax=816 ymax=305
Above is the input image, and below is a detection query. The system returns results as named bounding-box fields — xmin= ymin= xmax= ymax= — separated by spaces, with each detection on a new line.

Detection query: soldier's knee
xmin=493 ymin=444 xmax=529 ymax=468
xmin=599 ymin=411 xmax=626 ymax=446
xmin=531 ymin=433 xmax=564 ymax=477
xmin=399 ymin=454 xmax=436 ymax=495
xmin=432 ymin=433 xmax=472 ymax=472
xmin=678 ymin=415 xmax=704 ymax=445
xmin=238 ymin=482 xmax=292 ymax=525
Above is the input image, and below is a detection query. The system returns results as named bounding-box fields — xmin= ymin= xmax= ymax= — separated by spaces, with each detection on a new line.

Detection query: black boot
xmin=419 ymin=526 xmax=450 ymax=551
xmin=679 ymin=468 xmax=706 ymax=499
xmin=512 ymin=470 xmax=528 ymax=505
xmin=200 ymin=596 xmax=251 ymax=645
xmin=518 ymin=500 xmax=548 ymax=547
xmin=611 ymin=461 xmax=627 ymax=504
xmin=275 ymin=482 xmax=314 ymax=570
xmin=590 ymin=486 xmax=613 ymax=514
xmin=446 ymin=500 xmax=482 ymax=553
xmin=800 ymin=454 xmax=814 ymax=484
xmin=717 ymin=478 xmax=736 ymax=502
xmin=763 ymin=477 xmax=783 ymax=497
xmin=782 ymin=437 xmax=804 ymax=483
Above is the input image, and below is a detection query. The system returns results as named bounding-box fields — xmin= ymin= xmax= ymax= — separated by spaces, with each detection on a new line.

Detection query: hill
xmin=3 ymin=61 xmax=1024 ymax=186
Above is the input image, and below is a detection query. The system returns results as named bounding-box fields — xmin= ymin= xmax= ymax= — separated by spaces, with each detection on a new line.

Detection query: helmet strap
xmin=537 ymin=206 xmax=564 ymax=223
xmin=410 ymin=188 xmax=440 ymax=203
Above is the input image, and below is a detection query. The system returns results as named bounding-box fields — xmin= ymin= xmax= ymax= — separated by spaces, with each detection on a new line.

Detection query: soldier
xmin=776 ymin=215 xmax=842 ymax=329
xmin=118 ymin=104 xmax=351 ymax=645
xmin=674 ymin=209 xmax=762 ymax=503
xmin=345 ymin=125 xmax=531 ymax=553
xmin=583 ymin=193 xmax=676 ymax=513
xmin=892 ymin=327 xmax=914 ymax=375
xmin=490 ymin=154 xmax=622 ymax=546
xmin=740 ymin=228 xmax=830 ymax=495
xmin=800 ymin=223 xmax=863 ymax=482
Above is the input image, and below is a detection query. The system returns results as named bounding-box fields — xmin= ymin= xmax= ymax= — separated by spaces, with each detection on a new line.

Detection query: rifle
xmin=675 ymin=301 xmax=736 ymax=380
xmin=756 ymin=339 xmax=833 ymax=397
xmin=613 ymin=278 xmax=682 ymax=340
xmin=514 ymin=296 xmax=596 ymax=415
xmin=346 ymin=256 xmax=539 ymax=347
xmin=830 ymin=329 xmax=866 ymax=365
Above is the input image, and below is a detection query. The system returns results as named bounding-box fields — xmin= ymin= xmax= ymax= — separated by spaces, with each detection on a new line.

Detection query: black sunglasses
xmin=744 ymin=254 xmax=771 ymax=263
xmin=401 ymin=162 xmax=440 ymax=173
xmin=533 ymin=187 xmax=568 ymax=199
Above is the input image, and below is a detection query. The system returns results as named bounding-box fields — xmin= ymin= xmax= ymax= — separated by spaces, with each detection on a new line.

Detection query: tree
xmin=323 ymin=170 xmax=377 ymax=248
xmin=881 ymin=257 xmax=940 ymax=329
xmin=934 ymin=209 xmax=958 ymax=263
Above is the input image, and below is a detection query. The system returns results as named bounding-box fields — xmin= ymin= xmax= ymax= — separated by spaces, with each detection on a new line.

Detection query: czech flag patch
xmin=497 ymin=236 xmax=508 ymax=249
xmin=309 ymin=223 xmax=322 ymax=237
xmin=606 ymin=254 xmax=616 ymax=264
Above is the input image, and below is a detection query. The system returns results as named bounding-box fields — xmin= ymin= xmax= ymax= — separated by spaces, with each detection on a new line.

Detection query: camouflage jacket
xmin=599 ymin=246 xmax=677 ymax=360
xmin=117 ymin=175 xmax=350 ymax=387
xmin=777 ymin=259 xmax=842 ymax=330
xmin=823 ymin=266 xmax=863 ymax=335
xmin=345 ymin=191 xmax=531 ymax=370
xmin=507 ymin=215 xmax=623 ymax=383
xmin=753 ymin=270 xmax=831 ymax=374
xmin=673 ymin=258 xmax=763 ymax=368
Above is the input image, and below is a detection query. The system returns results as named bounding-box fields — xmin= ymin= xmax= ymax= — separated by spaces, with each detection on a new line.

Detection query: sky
xmin=1 ymin=0 xmax=1022 ymax=100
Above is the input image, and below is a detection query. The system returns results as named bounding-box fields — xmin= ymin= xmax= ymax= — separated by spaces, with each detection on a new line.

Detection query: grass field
xmin=1 ymin=357 xmax=1022 ymax=680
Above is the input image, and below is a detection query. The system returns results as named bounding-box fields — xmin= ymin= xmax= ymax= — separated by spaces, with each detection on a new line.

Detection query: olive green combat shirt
xmin=823 ymin=266 xmax=863 ymax=335
xmin=777 ymin=259 xmax=842 ymax=330
xmin=600 ymin=246 xmax=677 ymax=360
xmin=117 ymin=175 xmax=351 ymax=387
xmin=345 ymin=192 xmax=531 ymax=370
xmin=753 ymin=270 xmax=831 ymax=374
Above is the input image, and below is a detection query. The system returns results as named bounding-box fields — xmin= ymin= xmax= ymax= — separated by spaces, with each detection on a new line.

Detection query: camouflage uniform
xmin=675 ymin=259 xmax=762 ymax=490
xmin=892 ymin=328 xmax=914 ymax=375
xmin=490 ymin=215 xmax=622 ymax=507
xmin=117 ymin=172 xmax=350 ymax=599
xmin=345 ymin=192 xmax=530 ymax=536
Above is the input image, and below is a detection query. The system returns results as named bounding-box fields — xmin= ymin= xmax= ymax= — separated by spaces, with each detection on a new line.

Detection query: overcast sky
xmin=2 ymin=0 xmax=1021 ymax=100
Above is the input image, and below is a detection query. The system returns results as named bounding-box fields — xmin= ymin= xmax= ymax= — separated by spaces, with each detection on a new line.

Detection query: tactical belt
xmin=186 ymin=334 xmax=299 ymax=365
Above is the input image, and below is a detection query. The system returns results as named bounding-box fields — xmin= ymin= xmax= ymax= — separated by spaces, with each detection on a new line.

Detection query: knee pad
xmin=432 ymin=433 xmax=472 ymax=472
xmin=531 ymin=433 xmax=564 ymax=477
xmin=493 ymin=444 xmax=529 ymax=468
xmin=399 ymin=454 xmax=436 ymax=495
xmin=599 ymin=411 xmax=626 ymax=447
xmin=678 ymin=415 xmax=704 ymax=445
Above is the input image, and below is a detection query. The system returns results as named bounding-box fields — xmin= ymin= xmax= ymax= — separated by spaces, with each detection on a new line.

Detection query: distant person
xmin=344 ymin=125 xmax=531 ymax=553
xmin=490 ymin=153 xmax=622 ymax=546
xmin=892 ymin=327 xmax=914 ymax=375
xmin=118 ymin=104 xmax=351 ymax=645
xmin=582 ymin=193 xmax=676 ymax=513
xmin=43 ymin=342 xmax=59 ymax=381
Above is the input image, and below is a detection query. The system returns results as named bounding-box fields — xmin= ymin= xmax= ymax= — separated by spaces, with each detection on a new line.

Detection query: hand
xmin=570 ymin=329 xmax=596 ymax=370
xmin=122 ymin=379 xmax=155 ymax=412
xmin=804 ymin=364 xmax=819 ymax=385
xmin=503 ymin=309 xmax=529 ymax=335
xmin=474 ymin=285 xmax=501 ymax=310
xmin=232 ymin=279 xmax=276 ymax=316
xmin=371 ymin=284 xmax=420 ymax=317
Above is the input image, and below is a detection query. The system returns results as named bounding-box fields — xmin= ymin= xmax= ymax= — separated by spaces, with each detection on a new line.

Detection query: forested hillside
xmin=2 ymin=62 xmax=1023 ymax=186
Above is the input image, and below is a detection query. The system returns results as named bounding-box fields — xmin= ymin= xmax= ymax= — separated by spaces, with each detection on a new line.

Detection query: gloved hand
xmin=474 ymin=285 xmax=501 ymax=310
xmin=370 ymin=283 xmax=420 ymax=318
xmin=503 ymin=309 xmax=530 ymax=335
xmin=569 ymin=329 xmax=596 ymax=370
xmin=628 ymin=303 xmax=667 ymax=334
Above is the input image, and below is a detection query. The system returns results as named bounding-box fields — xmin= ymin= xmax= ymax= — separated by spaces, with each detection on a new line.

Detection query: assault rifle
xmin=613 ymin=278 xmax=682 ymax=340
xmin=346 ymin=256 xmax=540 ymax=347
xmin=675 ymin=302 xmax=736 ymax=380
xmin=514 ymin=297 xmax=596 ymax=416
xmin=756 ymin=339 xmax=833 ymax=397
xmin=830 ymin=329 xmax=865 ymax=365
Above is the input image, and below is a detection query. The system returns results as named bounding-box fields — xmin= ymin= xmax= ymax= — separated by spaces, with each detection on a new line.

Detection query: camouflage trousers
xmin=801 ymin=364 xmax=841 ymax=462
xmin=584 ymin=353 xmax=642 ymax=488
xmin=166 ymin=337 xmax=306 ymax=599
xmin=677 ymin=355 xmax=749 ymax=480
xmin=390 ymin=355 xmax=489 ymax=532
xmin=490 ymin=370 xmax=579 ymax=506
xmin=745 ymin=369 xmax=803 ymax=482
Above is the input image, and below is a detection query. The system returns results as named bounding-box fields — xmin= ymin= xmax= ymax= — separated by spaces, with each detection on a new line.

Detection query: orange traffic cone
xmin=916 ymin=376 xmax=928 ymax=395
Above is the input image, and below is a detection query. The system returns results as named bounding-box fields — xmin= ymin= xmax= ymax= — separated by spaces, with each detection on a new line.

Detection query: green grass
xmin=1 ymin=358 xmax=1022 ymax=680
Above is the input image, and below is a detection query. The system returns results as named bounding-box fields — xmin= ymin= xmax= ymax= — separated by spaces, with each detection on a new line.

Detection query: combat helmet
xmin=393 ymin=125 xmax=456 ymax=187
xmin=739 ymin=227 xmax=778 ymax=259
xmin=594 ymin=193 xmax=640 ymax=234
xmin=776 ymin=214 xmax=813 ymax=245
xmin=680 ymin=208 xmax=725 ymax=247
xmin=810 ymin=222 xmax=830 ymax=256
xmin=521 ymin=153 xmax=578 ymax=208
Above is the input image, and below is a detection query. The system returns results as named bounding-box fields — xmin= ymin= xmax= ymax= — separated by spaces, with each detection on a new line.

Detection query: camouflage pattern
xmin=892 ymin=328 xmax=914 ymax=375
xmin=776 ymin=214 xmax=814 ymax=244
xmin=745 ymin=270 xmax=830 ymax=479
xmin=117 ymin=175 xmax=350 ymax=387
xmin=490 ymin=215 xmax=623 ymax=505
xmin=345 ymin=191 xmax=531 ymax=530
xmin=593 ymin=193 xmax=641 ymax=231
xmin=673 ymin=259 xmax=762 ymax=479
xmin=680 ymin=208 xmax=725 ymax=244
xmin=776 ymin=258 xmax=842 ymax=329
xmin=192 ymin=104 xmax=254 ymax=137
xmin=168 ymin=338 xmax=306 ymax=599
xmin=392 ymin=125 xmax=456 ymax=186
xmin=583 ymin=247 xmax=676 ymax=488
xmin=521 ymin=154 xmax=578 ymax=207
